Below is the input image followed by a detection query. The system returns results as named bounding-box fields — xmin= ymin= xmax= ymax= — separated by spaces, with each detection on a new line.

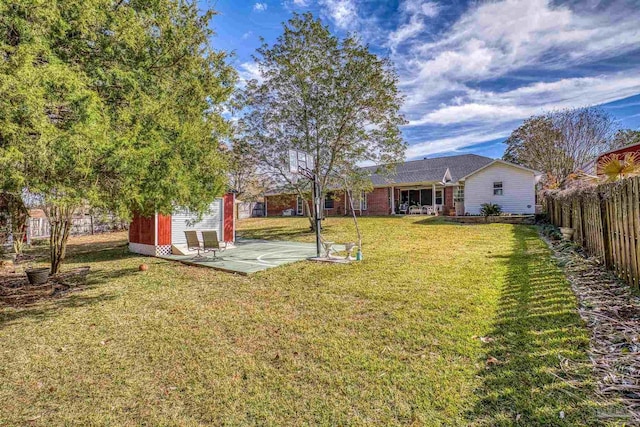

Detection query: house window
xmin=359 ymin=191 xmax=368 ymax=210
xmin=435 ymin=189 xmax=443 ymax=205
xmin=324 ymin=193 xmax=335 ymax=209
xmin=296 ymin=196 xmax=304 ymax=215
xmin=493 ymin=182 xmax=503 ymax=196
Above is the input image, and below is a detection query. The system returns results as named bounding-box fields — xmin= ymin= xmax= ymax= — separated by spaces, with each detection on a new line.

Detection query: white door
xmin=171 ymin=198 xmax=223 ymax=246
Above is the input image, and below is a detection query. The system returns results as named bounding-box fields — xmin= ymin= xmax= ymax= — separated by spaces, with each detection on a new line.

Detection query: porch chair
xmin=409 ymin=205 xmax=421 ymax=215
xmin=184 ymin=230 xmax=204 ymax=259
xmin=399 ymin=202 xmax=409 ymax=214
xmin=201 ymin=230 xmax=227 ymax=260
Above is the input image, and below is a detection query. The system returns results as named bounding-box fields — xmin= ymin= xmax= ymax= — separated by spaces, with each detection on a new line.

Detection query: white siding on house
xmin=463 ymin=162 xmax=535 ymax=215
xmin=171 ymin=199 xmax=223 ymax=246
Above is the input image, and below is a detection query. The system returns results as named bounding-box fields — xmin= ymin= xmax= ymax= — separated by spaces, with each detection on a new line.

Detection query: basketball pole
xmin=313 ymin=173 xmax=321 ymax=258
xmin=289 ymin=148 xmax=321 ymax=258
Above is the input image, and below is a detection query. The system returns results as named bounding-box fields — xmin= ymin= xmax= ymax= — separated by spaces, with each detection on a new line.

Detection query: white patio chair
xmin=409 ymin=206 xmax=421 ymax=215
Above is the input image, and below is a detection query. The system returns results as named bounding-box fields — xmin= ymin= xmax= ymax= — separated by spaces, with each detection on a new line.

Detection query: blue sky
xmin=204 ymin=0 xmax=640 ymax=160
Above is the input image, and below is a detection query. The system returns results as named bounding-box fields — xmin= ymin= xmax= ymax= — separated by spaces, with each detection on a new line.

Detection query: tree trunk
xmin=4 ymin=192 xmax=29 ymax=255
xmin=299 ymin=192 xmax=317 ymax=231
xmin=47 ymin=204 xmax=73 ymax=275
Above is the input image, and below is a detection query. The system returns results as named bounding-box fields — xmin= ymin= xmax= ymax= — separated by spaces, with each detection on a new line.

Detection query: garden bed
xmin=0 ymin=266 xmax=90 ymax=307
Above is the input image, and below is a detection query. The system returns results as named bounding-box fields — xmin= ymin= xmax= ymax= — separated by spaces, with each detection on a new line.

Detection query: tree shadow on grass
xmin=25 ymin=235 xmax=128 ymax=260
xmin=0 ymin=258 xmax=138 ymax=330
xmin=237 ymin=226 xmax=315 ymax=241
xmin=466 ymin=226 xmax=602 ymax=426
xmin=413 ymin=216 xmax=468 ymax=226
xmin=64 ymin=245 xmax=136 ymax=265
xmin=0 ymin=290 xmax=119 ymax=330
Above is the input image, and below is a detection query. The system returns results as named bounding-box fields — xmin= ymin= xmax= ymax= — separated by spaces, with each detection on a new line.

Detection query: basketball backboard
xmin=289 ymin=149 xmax=314 ymax=174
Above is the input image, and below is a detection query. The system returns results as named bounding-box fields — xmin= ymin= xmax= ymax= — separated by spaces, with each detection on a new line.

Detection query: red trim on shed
xmin=129 ymin=213 xmax=156 ymax=245
xmin=157 ymin=214 xmax=172 ymax=245
xmin=223 ymin=193 xmax=235 ymax=242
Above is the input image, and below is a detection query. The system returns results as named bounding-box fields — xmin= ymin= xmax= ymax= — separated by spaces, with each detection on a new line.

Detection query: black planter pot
xmin=25 ymin=267 xmax=50 ymax=285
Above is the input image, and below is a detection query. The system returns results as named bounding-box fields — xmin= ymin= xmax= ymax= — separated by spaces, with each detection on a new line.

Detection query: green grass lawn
xmin=0 ymin=216 xmax=603 ymax=425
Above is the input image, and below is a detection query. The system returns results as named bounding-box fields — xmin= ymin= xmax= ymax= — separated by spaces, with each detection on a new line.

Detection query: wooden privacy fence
xmin=545 ymin=176 xmax=640 ymax=290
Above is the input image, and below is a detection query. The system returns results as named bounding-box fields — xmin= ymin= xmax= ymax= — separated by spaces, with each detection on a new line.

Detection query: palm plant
xmin=480 ymin=203 xmax=502 ymax=217
xmin=599 ymin=152 xmax=640 ymax=182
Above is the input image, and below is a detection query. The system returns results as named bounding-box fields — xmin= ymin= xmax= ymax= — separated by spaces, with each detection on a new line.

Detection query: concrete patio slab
xmin=158 ymin=238 xmax=318 ymax=275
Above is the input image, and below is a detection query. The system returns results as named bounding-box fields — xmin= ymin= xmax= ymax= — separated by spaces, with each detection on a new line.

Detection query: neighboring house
xmin=265 ymin=154 xmax=539 ymax=216
xmin=129 ymin=193 xmax=236 ymax=256
xmin=596 ymin=142 xmax=640 ymax=176
xmin=579 ymin=142 xmax=640 ymax=177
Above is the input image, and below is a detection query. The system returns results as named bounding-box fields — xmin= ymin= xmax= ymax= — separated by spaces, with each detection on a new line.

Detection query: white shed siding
xmin=463 ymin=163 xmax=535 ymax=215
xmin=171 ymin=199 xmax=223 ymax=246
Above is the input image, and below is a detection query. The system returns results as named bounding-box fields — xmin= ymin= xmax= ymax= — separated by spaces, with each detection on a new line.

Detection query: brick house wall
xmin=266 ymin=188 xmax=391 ymax=217
xmin=443 ymin=187 xmax=454 ymax=214
xmin=366 ymin=187 xmax=391 ymax=215
xmin=266 ymin=194 xmax=298 ymax=216
xmin=324 ymin=188 xmax=390 ymax=216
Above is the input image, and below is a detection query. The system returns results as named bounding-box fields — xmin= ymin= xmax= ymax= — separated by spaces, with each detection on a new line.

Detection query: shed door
xmin=171 ymin=198 xmax=223 ymax=246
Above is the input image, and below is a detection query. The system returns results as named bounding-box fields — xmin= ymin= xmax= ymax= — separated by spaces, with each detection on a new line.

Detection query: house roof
xmin=458 ymin=159 xmax=540 ymax=181
xmin=264 ymin=154 xmax=529 ymax=195
xmin=364 ymin=154 xmax=494 ymax=186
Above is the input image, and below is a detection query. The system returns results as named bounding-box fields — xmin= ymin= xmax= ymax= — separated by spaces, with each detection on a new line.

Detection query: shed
xmin=129 ymin=193 xmax=235 ymax=256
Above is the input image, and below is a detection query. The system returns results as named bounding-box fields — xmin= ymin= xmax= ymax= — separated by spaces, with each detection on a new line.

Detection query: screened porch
xmin=395 ymin=187 xmax=444 ymax=215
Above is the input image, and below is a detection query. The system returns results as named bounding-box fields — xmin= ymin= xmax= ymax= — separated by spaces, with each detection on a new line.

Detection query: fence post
xmin=600 ymin=192 xmax=612 ymax=268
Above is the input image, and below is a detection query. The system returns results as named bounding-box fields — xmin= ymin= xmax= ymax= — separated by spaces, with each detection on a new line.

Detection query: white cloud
xmin=238 ymin=62 xmax=264 ymax=86
xmin=401 ymin=0 xmax=439 ymax=18
xmin=397 ymin=0 xmax=640 ymax=110
xmin=319 ymin=0 xmax=358 ymax=30
xmin=242 ymin=31 xmax=253 ymax=40
xmin=411 ymin=104 xmax=527 ymax=126
xmin=388 ymin=16 xmax=425 ymax=50
xmin=405 ymin=130 xmax=512 ymax=159
xmin=409 ymin=72 xmax=640 ymax=126
xmin=253 ymin=2 xmax=268 ymax=12
xmin=292 ymin=0 xmax=310 ymax=5
xmin=387 ymin=1 xmax=439 ymax=51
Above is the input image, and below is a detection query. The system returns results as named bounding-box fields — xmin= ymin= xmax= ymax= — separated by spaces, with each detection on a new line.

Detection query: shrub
xmin=480 ymin=203 xmax=502 ymax=217
xmin=540 ymin=223 xmax=562 ymax=241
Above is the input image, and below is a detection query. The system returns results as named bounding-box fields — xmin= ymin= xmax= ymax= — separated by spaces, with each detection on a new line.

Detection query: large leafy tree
xmin=611 ymin=129 xmax=640 ymax=149
xmin=0 ymin=0 xmax=235 ymax=273
xmin=240 ymin=13 xmax=406 ymax=228
xmin=503 ymin=107 xmax=616 ymax=187
xmin=227 ymin=135 xmax=266 ymax=201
